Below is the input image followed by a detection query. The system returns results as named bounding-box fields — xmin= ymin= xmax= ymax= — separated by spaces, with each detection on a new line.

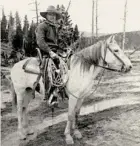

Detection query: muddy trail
xmin=26 ymin=104 xmax=140 ymax=146
xmin=1 ymin=51 xmax=140 ymax=146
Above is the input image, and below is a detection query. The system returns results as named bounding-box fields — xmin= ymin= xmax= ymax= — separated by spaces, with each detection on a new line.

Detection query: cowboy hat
xmin=40 ymin=5 xmax=61 ymax=19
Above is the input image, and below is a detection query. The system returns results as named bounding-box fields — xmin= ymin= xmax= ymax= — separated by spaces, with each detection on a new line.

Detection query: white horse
xmin=11 ymin=35 xmax=132 ymax=144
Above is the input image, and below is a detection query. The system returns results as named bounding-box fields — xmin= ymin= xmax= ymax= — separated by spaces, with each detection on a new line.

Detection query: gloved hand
xmin=49 ymin=51 xmax=58 ymax=59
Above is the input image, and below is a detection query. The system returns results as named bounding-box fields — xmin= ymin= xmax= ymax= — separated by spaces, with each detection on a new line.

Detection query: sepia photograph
xmin=1 ymin=0 xmax=140 ymax=145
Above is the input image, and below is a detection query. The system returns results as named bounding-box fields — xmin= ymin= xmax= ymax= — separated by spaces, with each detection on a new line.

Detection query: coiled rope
xmin=47 ymin=57 xmax=69 ymax=87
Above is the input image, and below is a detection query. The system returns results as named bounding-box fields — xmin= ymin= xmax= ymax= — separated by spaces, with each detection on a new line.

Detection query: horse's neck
xmin=70 ymin=41 xmax=104 ymax=72
xmin=78 ymin=41 xmax=102 ymax=64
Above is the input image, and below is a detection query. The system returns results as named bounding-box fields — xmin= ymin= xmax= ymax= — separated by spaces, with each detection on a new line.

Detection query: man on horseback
xmin=35 ymin=5 xmax=63 ymax=106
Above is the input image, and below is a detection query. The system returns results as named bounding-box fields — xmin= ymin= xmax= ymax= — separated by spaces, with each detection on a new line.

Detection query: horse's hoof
xmin=26 ymin=128 xmax=34 ymax=135
xmin=73 ymin=129 xmax=82 ymax=139
xmin=48 ymin=101 xmax=59 ymax=108
xmin=19 ymin=133 xmax=27 ymax=140
xmin=65 ymin=135 xmax=74 ymax=145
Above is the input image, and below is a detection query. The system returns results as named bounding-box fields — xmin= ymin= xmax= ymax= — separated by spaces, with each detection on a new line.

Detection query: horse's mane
xmin=72 ymin=41 xmax=104 ymax=71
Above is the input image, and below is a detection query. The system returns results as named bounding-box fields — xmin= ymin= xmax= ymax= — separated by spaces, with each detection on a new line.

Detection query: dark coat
xmin=35 ymin=20 xmax=58 ymax=54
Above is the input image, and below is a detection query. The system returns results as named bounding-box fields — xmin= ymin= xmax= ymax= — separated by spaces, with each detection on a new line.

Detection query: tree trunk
xmin=92 ymin=0 xmax=95 ymax=43
xmin=95 ymin=0 xmax=98 ymax=38
xmin=122 ymin=0 xmax=128 ymax=51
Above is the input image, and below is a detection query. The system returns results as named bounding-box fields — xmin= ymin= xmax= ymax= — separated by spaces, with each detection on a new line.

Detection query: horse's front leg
xmin=64 ymin=96 xmax=78 ymax=145
xmin=17 ymin=89 xmax=34 ymax=140
xmin=72 ymin=98 xmax=84 ymax=139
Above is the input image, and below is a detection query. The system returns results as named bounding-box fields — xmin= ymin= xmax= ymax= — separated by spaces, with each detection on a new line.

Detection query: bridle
xmin=97 ymin=42 xmax=125 ymax=72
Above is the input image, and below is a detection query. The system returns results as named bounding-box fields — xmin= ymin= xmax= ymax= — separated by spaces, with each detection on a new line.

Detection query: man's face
xmin=46 ymin=13 xmax=56 ymax=23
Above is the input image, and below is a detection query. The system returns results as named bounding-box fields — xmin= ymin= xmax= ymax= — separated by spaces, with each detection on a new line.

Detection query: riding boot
xmin=40 ymin=57 xmax=51 ymax=101
xmin=43 ymin=74 xmax=51 ymax=101
xmin=43 ymin=68 xmax=52 ymax=101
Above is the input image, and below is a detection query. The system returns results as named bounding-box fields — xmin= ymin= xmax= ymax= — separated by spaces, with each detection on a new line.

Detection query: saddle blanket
xmin=23 ymin=57 xmax=40 ymax=74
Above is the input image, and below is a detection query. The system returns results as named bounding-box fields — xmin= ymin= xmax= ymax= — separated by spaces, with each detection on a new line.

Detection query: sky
xmin=0 ymin=0 xmax=140 ymax=34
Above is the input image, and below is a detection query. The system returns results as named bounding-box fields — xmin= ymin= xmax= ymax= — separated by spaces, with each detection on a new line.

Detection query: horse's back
xmin=11 ymin=57 xmax=39 ymax=70
xmin=11 ymin=57 xmax=32 ymax=79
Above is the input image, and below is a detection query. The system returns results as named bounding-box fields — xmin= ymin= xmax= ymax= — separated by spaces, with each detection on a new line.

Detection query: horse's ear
xmin=111 ymin=35 xmax=115 ymax=42
xmin=106 ymin=35 xmax=113 ymax=44
xmin=106 ymin=35 xmax=115 ymax=44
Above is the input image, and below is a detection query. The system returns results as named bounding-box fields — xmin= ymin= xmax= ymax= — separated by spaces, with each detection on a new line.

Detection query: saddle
xmin=22 ymin=48 xmax=69 ymax=99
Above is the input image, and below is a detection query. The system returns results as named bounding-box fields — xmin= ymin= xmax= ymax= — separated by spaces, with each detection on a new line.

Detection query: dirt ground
xmin=1 ymin=51 xmax=140 ymax=146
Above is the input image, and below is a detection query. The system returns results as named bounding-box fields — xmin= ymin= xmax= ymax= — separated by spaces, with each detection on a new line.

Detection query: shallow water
xmin=80 ymin=96 xmax=140 ymax=115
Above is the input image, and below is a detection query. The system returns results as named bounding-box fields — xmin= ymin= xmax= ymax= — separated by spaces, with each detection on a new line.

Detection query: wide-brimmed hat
xmin=40 ymin=6 xmax=61 ymax=19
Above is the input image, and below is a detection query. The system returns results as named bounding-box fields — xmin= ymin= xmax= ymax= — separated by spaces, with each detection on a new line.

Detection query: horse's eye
xmin=114 ymin=49 xmax=119 ymax=53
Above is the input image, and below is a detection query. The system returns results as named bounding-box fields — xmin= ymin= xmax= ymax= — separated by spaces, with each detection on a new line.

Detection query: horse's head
xmin=101 ymin=35 xmax=132 ymax=73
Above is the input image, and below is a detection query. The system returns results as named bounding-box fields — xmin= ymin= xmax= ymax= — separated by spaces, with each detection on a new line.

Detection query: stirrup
xmin=55 ymin=69 xmax=60 ymax=73
xmin=48 ymin=94 xmax=58 ymax=107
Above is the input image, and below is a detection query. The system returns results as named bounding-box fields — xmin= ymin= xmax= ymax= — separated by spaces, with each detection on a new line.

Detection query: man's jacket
xmin=35 ymin=20 xmax=58 ymax=54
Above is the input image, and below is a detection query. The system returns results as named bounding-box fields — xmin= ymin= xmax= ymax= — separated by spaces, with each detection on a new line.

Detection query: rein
xmin=96 ymin=64 xmax=122 ymax=72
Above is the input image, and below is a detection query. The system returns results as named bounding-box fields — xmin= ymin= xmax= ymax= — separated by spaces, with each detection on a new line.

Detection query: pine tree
xmin=8 ymin=12 xmax=15 ymax=48
xmin=23 ymin=15 xmax=29 ymax=37
xmin=15 ymin=11 xmax=22 ymax=29
xmin=56 ymin=5 xmax=60 ymax=11
xmin=25 ymin=20 xmax=37 ymax=56
xmin=1 ymin=8 xmax=8 ymax=42
xmin=12 ymin=11 xmax=23 ymax=51
xmin=60 ymin=5 xmax=65 ymax=13
xmin=63 ymin=12 xmax=72 ymax=27
xmin=73 ymin=24 xmax=79 ymax=41
xmin=57 ymin=5 xmax=74 ymax=48
xmin=9 ymin=11 xmax=24 ymax=63
xmin=23 ymin=15 xmax=29 ymax=54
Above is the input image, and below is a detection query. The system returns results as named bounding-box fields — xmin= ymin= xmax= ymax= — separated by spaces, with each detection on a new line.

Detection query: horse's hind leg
xmin=22 ymin=107 xmax=34 ymax=136
xmin=72 ymin=98 xmax=84 ymax=139
xmin=22 ymin=88 xmax=34 ymax=135
xmin=17 ymin=88 xmax=34 ymax=140
xmin=17 ymin=94 xmax=27 ymax=140
xmin=64 ymin=95 xmax=78 ymax=145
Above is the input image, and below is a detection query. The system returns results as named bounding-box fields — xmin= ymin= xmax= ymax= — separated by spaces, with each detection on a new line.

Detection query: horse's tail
xmin=11 ymin=82 xmax=17 ymax=112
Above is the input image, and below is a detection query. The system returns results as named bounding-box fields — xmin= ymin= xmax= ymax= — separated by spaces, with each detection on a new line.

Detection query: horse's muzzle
xmin=121 ymin=65 xmax=132 ymax=73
